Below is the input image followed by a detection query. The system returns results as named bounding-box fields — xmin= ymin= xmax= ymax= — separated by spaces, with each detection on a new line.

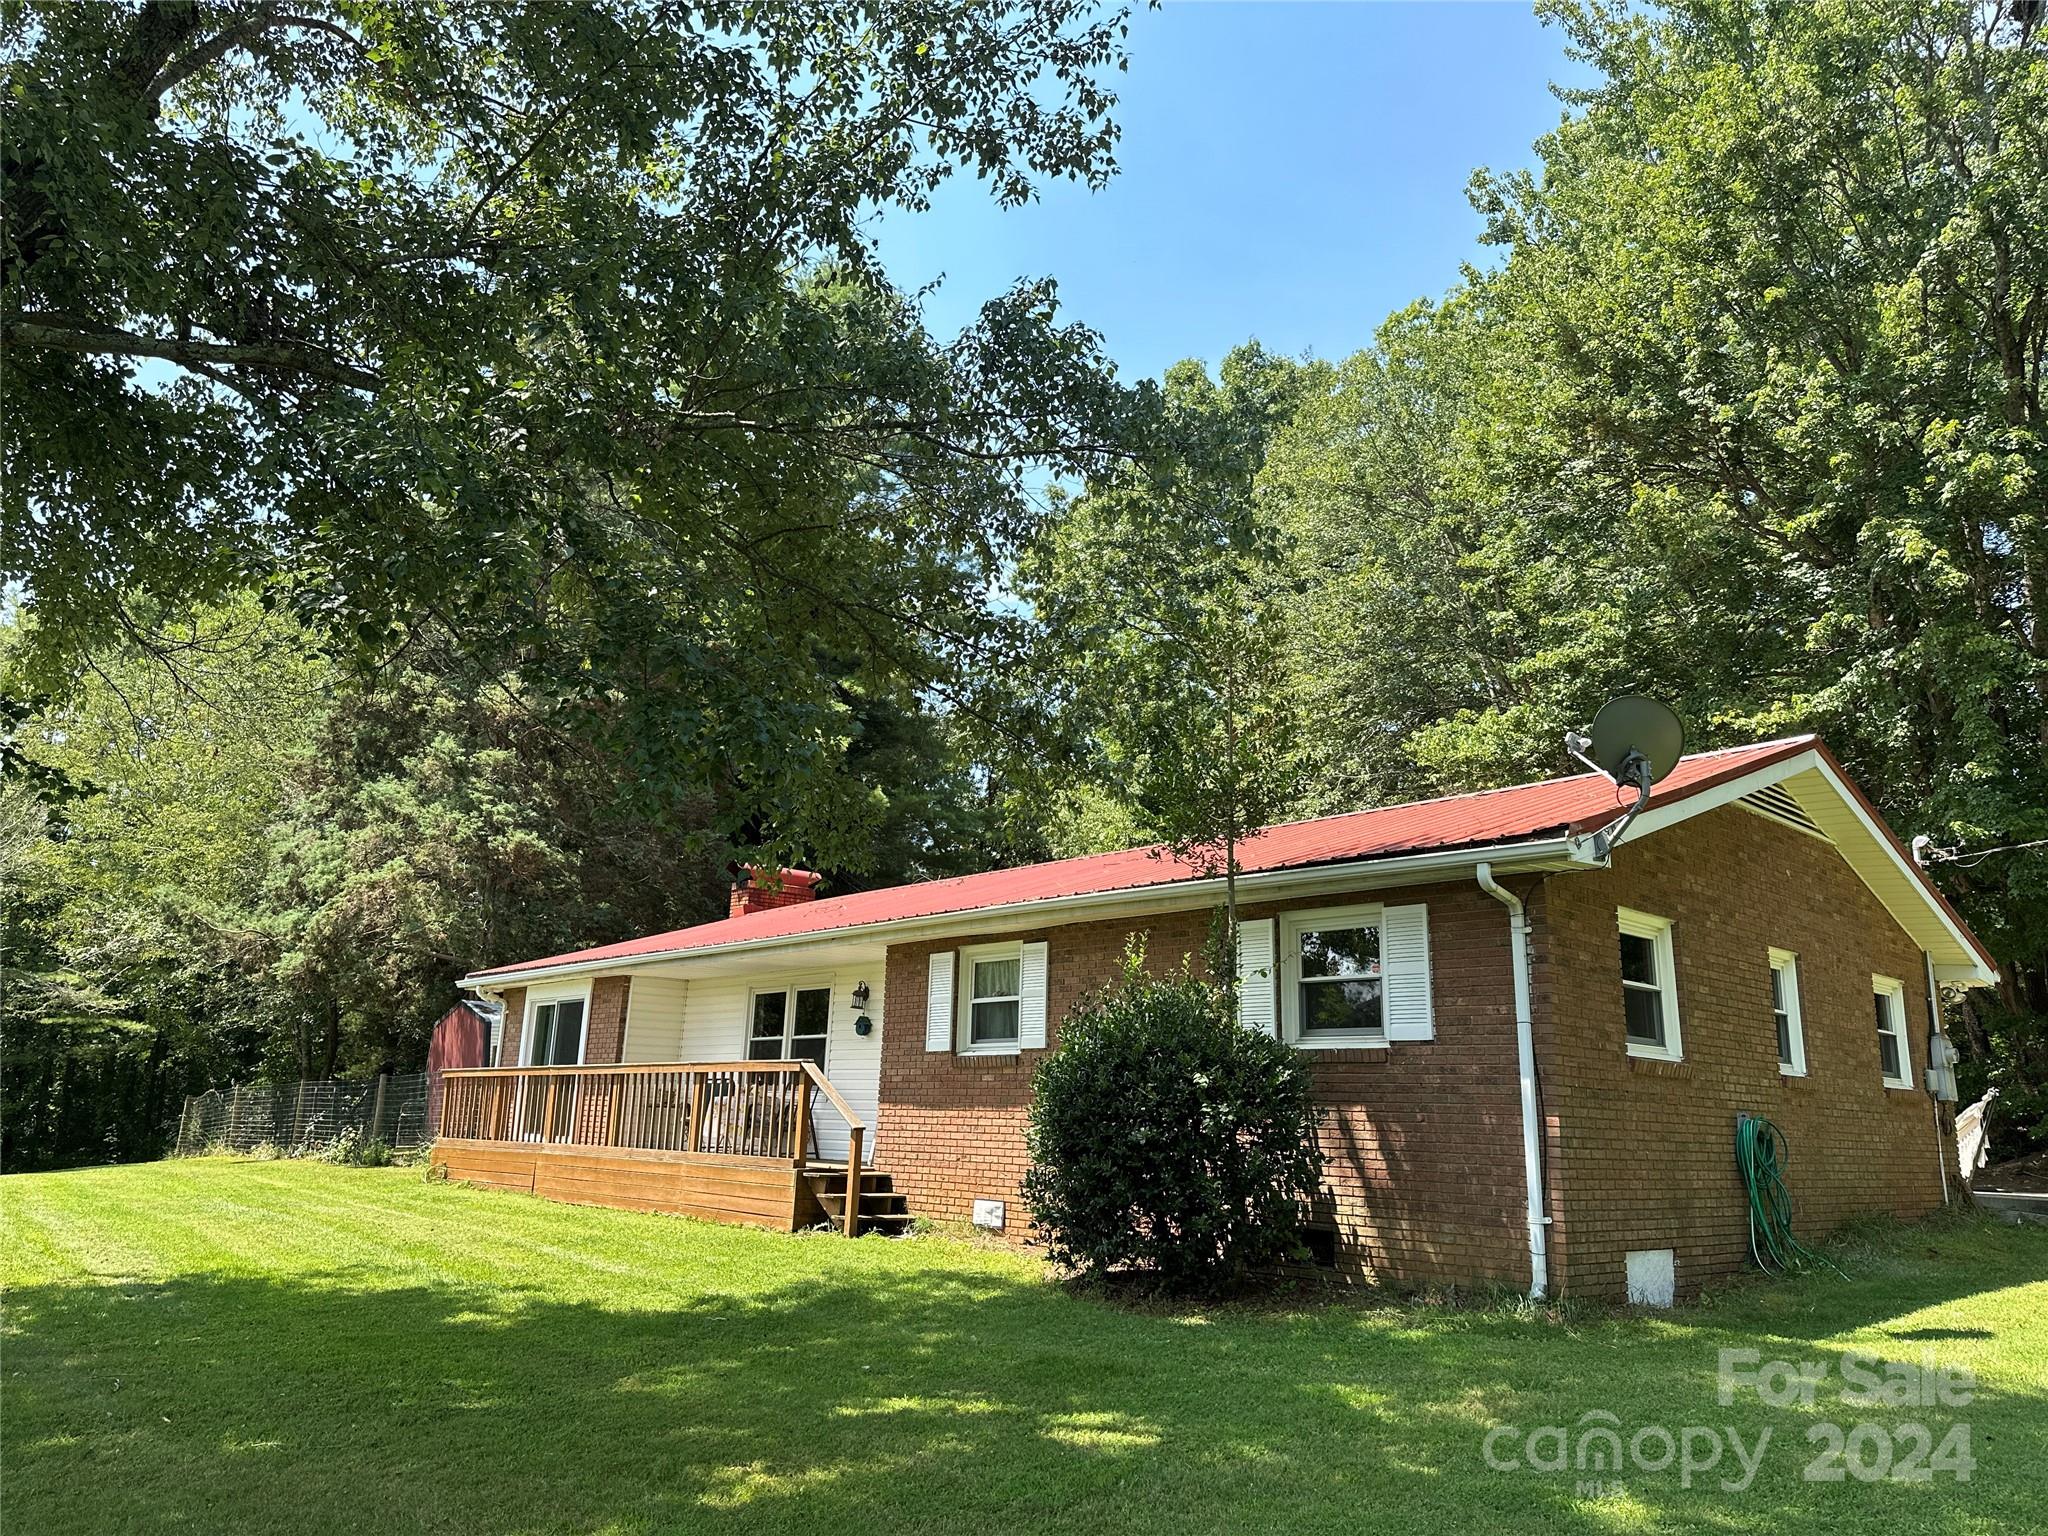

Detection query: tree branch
xmin=144 ymin=5 xmax=280 ymax=102
xmin=4 ymin=313 xmax=380 ymax=392
xmin=146 ymin=9 xmax=375 ymax=104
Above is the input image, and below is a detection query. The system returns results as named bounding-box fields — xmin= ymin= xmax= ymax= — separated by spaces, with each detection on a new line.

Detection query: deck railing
xmin=437 ymin=1061 xmax=868 ymax=1231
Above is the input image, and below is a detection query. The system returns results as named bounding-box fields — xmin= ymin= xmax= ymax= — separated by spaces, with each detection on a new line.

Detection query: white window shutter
xmin=925 ymin=951 xmax=956 ymax=1052
xmin=1018 ymin=941 xmax=1049 ymax=1049
xmin=1236 ymin=918 xmax=1279 ymax=1037
xmin=1382 ymin=903 xmax=1435 ymax=1041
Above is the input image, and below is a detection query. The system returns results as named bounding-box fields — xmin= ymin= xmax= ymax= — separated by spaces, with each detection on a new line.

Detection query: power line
xmin=1917 ymin=835 xmax=2048 ymax=870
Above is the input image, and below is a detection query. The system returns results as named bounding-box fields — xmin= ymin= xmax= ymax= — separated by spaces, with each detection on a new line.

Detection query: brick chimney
xmin=729 ymin=866 xmax=822 ymax=919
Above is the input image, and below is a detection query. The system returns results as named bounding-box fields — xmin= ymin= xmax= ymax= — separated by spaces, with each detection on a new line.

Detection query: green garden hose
xmin=1734 ymin=1113 xmax=1843 ymax=1277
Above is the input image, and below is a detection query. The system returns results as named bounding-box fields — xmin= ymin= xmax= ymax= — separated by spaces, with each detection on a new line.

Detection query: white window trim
xmin=522 ymin=981 xmax=593 ymax=1067
xmin=1279 ymin=901 xmax=1390 ymax=1050
xmin=957 ymin=942 xmax=1024 ymax=1056
xmin=1617 ymin=908 xmax=1683 ymax=1062
xmin=1873 ymin=974 xmax=1913 ymax=1089
xmin=1769 ymin=948 xmax=1807 ymax=1078
xmin=744 ymin=976 xmax=836 ymax=1069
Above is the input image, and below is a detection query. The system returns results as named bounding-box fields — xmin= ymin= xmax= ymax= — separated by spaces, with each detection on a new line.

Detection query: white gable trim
xmin=1597 ymin=749 xmax=1828 ymax=846
xmin=1588 ymin=748 xmax=1994 ymax=986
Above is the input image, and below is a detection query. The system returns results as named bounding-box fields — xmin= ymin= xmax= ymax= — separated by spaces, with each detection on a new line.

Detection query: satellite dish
xmin=1563 ymin=696 xmax=1687 ymax=861
xmin=1587 ymin=695 xmax=1685 ymax=789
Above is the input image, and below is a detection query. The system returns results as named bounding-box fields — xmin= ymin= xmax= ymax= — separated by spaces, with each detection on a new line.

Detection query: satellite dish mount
xmin=1565 ymin=696 xmax=1686 ymax=861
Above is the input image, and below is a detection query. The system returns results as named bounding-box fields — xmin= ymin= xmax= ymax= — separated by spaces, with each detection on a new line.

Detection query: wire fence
xmin=172 ymin=1073 xmax=430 ymax=1158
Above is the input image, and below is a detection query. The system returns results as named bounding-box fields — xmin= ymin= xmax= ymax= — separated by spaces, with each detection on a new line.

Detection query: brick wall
xmin=496 ymin=987 xmax=527 ymax=1065
xmin=1537 ymin=803 xmax=1952 ymax=1301
xmin=586 ymin=976 xmax=631 ymax=1064
xmin=875 ymin=880 xmax=1532 ymax=1288
xmin=565 ymin=976 xmax=632 ymax=1140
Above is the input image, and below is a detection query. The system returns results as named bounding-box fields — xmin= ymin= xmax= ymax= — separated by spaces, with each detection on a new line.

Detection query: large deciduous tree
xmin=3 ymin=0 xmax=1147 ymax=867
xmin=1252 ymin=0 xmax=2047 ymax=1137
xmin=1017 ymin=348 xmax=1310 ymax=993
xmin=1474 ymin=0 xmax=2048 ymax=1095
xmin=1 ymin=599 xmax=326 ymax=1165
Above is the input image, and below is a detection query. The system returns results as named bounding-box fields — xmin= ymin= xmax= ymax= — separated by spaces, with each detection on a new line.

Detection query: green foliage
xmin=313 ymin=1128 xmax=392 ymax=1167
xmin=1257 ymin=302 xmax=1611 ymax=807
xmin=1 ymin=598 xmax=324 ymax=1166
xmin=1957 ymin=994 xmax=2048 ymax=1153
xmin=3 ymin=0 xmax=1149 ymax=871
xmin=1016 ymin=348 xmax=1314 ymax=981
xmin=1022 ymin=950 xmax=1326 ymax=1291
xmin=3 ymin=600 xmax=1012 ymax=1166
xmin=1249 ymin=0 xmax=2048 ymax=1143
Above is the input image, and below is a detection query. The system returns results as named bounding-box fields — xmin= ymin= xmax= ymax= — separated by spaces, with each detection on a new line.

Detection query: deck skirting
xmin=432 ymin=1138 xmax=823 ymax=1230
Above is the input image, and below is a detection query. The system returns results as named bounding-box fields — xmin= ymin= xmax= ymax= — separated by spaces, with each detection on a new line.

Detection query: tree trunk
xmin=1223 ymin=843 xmax=1239 ymax=1012
xmin=1221 ymin=689 xmax=1241 ymax=1014
xmin=319 ymin=1001 xmax=342 ymax=1080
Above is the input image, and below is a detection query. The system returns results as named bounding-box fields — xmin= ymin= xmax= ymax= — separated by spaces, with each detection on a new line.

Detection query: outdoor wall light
xmin=852 ymin=981 xmax=872 ymax=1010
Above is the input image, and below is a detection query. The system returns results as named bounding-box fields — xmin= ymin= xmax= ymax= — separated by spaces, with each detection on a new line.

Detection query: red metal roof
xmin=472 ymin=736 xmax=1826 ymax=980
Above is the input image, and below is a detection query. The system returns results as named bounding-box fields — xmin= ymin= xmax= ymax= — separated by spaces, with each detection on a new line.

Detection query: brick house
xmin=441 ymin=735 xmax=1994 ymax=1301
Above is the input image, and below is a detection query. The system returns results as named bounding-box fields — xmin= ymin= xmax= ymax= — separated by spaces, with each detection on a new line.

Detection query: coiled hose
xmin=1734 ymin=1113 xmax=1842 ymax=1277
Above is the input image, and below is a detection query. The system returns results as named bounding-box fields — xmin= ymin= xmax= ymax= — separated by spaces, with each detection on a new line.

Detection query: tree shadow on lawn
xmin=6 ymin=1222 xmax=2046 ymax=1536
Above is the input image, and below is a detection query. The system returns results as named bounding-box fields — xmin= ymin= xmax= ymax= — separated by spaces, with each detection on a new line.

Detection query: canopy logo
xmin=1480 ymin=1349 xmax=1977 ymax=1495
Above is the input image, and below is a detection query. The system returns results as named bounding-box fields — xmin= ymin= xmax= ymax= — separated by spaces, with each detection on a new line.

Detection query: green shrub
xmin=316 ymin=1128 xmax=364 ymax=1164
xmin=1022 ymin=948 xmax=1325 ymax=1292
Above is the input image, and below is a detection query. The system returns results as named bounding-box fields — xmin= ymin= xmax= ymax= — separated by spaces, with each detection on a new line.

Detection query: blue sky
xmin=873 ymin=2 xmax=1591 ymax=383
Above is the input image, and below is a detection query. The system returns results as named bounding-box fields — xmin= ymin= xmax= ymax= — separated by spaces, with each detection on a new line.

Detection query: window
xmin=960 ymin=946 xmax=1022 ymax=1052
xmin=526 ymin=995 xmax=587 ymax=1065
xmin=1769 ymin=949 xmax=1807 ymax=1076
xmin=1617 ymin=908 xmax=1682 ymax=1060
xmin=748 ymin=984 xmax=832 ymax=1067
xmin=1279 ymin=904 xmax=1385 ymax=1045
xmin=1873 ymin=976 xmax=1911 ymax=1089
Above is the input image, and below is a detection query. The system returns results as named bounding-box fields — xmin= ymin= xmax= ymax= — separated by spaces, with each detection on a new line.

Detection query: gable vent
xmin=1740 ymin=784 xmax=1829 ymax=840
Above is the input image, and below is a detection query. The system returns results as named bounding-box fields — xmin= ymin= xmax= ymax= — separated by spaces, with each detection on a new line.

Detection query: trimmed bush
xmin=1022 ymin=949 xmax=1325 ymax=1291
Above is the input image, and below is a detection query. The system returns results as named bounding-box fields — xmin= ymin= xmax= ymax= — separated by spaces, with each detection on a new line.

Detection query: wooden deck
xmin=431 ymin=1061 xmax=866 ymax=1234
xmin=431 ymin=1139 xmax=825 ymax=1230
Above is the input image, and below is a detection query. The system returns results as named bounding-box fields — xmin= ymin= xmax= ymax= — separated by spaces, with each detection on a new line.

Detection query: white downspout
xmin=1477 ymin=862 xmax=1549 ymax=1300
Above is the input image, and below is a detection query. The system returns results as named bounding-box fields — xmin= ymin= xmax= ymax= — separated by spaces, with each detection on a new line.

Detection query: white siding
xmin=613 ymin=967 xmax=883 ymax=1165
xmin=820 ymin=971 xmax=883 ymax=1165
xmin=677 ymin=978 xmax=749 ymax=1060
xmin=620 ymin=977 xmax=688 ymax=1063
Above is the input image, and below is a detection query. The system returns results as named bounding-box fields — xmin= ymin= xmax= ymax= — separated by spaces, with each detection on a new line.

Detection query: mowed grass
xmin=4 ymin=1160 xmax=2046 ymax=1535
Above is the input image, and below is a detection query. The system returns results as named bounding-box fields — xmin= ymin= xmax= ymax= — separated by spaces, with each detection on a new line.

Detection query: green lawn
xmin=4 ymin=1161 xmax=2045 ymax=1535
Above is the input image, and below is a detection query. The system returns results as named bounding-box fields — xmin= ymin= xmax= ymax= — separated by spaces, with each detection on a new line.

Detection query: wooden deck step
xmin=801 ymin=1166 xmax=914 ymax=1236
